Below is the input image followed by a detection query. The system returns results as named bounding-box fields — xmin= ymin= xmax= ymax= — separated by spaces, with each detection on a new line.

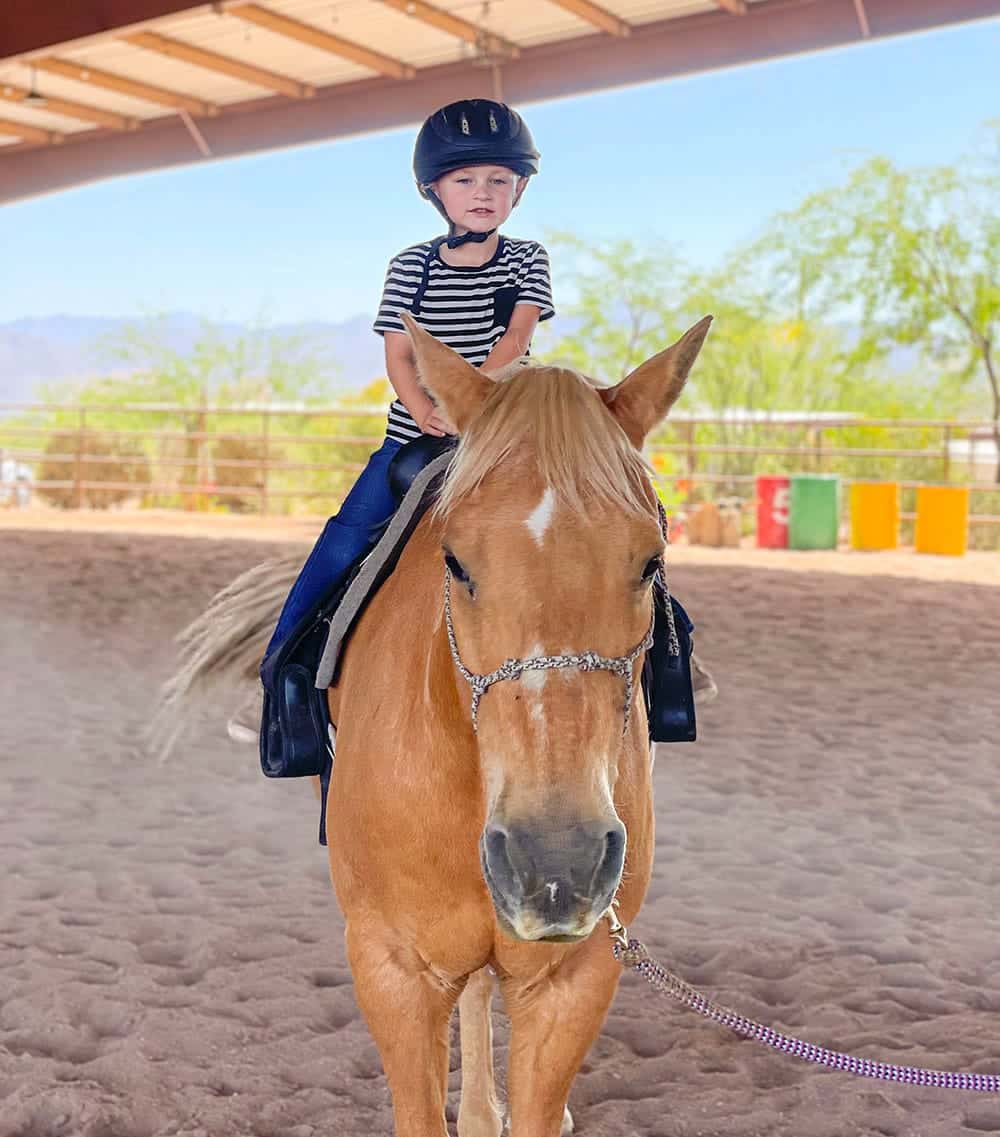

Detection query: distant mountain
xmin=0 ymin=311 xmax=927 ymax=409
xmin=0 ymin=313 xmax=386 ymax=404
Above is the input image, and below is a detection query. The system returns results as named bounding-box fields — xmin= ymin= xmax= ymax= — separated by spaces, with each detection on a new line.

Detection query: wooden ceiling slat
xmin=0 ymin=116 xmax=64 ymax=144
xmin=546 ymin=0 xmax=632 ymax=36
xmin=228 ymin=4 xmax=415 ymax=81
xmin=121 ymin=30 xmax=314 ymax=98
xmin=0 ymin=82 xmax=137 ymax=130
xmin=373 ymin=0 xmax=520 ymax=59
xmin=34 ymin=57 xmax=217 ymax=116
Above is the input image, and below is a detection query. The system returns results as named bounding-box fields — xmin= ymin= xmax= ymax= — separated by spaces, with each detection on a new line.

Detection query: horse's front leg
xmin=502 ymin=934 xmax=623 ymax=1137
xmin=346 ymin=921 xmax=462 ymax=1137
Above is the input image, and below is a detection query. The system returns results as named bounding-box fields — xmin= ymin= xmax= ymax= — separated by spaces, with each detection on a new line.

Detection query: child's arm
xmin=482 ymin=304 xmax=542 ymax=372
xmin=384 ymin=332 xmax=455 ymax=436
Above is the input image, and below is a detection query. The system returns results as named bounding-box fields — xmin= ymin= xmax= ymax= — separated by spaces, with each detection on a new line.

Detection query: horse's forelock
xmin=434 ymin=363 xmax=655 ymax=519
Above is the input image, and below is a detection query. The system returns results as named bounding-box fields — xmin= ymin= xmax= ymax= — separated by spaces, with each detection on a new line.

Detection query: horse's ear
xmin=401 ymin=312 xmax=492 ymax=433
xmin=600 ymin=316 xmax=713 ymax=448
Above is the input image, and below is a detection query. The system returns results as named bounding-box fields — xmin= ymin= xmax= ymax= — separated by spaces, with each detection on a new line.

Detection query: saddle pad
xmin=314 ymin=447 xmax=455 ymax=689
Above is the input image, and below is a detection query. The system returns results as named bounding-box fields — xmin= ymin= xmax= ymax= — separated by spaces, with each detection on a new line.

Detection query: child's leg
xmin=669 ymin=597 xmax=718 ymax=702
xmin=690 ymin=652 xmax=718 ymax=702
xmin=265 ymin=437 xmax=403 ymax=657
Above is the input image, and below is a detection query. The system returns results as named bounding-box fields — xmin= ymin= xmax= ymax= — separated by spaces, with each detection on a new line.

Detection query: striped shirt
xmin=373 ymin=235 xmax=555 ymax=443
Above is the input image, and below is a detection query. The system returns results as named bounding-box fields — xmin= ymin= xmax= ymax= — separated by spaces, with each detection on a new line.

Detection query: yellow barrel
xmin=849 ymin=482 xmax=899 ymax=551
xmin=915 ymin=485 xmax=969 ymax=556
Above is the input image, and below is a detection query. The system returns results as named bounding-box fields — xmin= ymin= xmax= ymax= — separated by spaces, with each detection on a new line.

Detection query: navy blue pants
xmin=266 ymin=436 xmax=404 ymax=656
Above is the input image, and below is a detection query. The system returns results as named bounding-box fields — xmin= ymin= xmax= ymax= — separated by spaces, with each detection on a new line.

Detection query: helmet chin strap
xmin=445 ymin=229 xmax=494 ymax=248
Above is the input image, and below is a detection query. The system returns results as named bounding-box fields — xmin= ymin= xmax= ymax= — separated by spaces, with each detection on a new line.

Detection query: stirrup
xmin=260 ymin=654 xmax=333 ymax=779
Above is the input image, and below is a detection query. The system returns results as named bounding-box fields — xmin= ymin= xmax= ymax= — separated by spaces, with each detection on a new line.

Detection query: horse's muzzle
xmin=480 ymin=818 xmax=626 ymax=942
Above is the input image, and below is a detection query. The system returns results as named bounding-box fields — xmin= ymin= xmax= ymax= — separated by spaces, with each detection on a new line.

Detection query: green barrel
xmin=788 ymin=474 xmax=840 ymax=550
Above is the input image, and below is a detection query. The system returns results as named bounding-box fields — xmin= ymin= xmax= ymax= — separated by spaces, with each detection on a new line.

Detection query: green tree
xmin=539 ymin=232 xmax=888 ymax=414
xmin=94 ymin=314 xmax=338 ymax=407
xmin=757 ymin=144 xmax=1000 ymax=479
xmin=536 ymin=232 xmax=690 ymax=382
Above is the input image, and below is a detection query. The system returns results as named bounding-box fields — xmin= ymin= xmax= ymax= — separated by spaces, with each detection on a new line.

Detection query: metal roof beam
xmin=121 ymin=29 xmax=315 ymax=98
xmin=853 ymin=0 xmax=872 ymax=36
xmin=227 ymin=4 xmax=415 ymax=81
xmin=0 ymin=1 xmax=211 ymax=63
xmin=3 ymin=0 xmax=997 ymax=204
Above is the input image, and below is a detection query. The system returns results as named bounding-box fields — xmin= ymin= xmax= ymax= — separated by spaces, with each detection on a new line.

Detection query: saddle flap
xmin=643 ymin=593 xmax=697 ymax=744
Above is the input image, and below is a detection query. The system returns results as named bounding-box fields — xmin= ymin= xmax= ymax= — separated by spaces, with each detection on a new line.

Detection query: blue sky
xmin=0 ymin=16 xmax=996 ymax=326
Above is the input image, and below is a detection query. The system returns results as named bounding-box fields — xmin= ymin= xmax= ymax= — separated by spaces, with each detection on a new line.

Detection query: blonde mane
xmin=435 ymin=362 xmax=655 ymax=518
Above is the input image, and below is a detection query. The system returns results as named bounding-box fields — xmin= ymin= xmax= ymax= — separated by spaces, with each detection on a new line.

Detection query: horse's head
xmin=403 ymin=313 xmax=711 ymax=943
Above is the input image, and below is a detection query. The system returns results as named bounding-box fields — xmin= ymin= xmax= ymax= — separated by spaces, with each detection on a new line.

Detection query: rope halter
xmin=443 ymin=567 xmax=654 ymax=735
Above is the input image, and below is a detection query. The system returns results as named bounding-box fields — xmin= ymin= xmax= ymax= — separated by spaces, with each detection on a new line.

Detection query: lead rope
xmin=605 ymin=915 xmax=1000 ymax=1091
xmin=609 ymin=506 xmax=998 ymax=1091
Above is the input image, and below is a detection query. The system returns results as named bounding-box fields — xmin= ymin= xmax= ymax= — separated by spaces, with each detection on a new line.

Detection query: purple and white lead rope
xmin=613 ymin=936 xmax=1000 ymax=1092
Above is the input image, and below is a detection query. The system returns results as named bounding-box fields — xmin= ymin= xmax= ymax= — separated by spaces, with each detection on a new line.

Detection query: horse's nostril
xmin=483 ymin=825 xmax=523 ymax=904
xmin=484 ymin=826 xmax=508 ymax=863
xmin=593 ymin=824 xmax=626 ymax=893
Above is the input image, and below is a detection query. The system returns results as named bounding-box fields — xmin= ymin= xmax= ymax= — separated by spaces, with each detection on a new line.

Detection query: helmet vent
xmin=489 ymin=110 xmax=498 ymax=132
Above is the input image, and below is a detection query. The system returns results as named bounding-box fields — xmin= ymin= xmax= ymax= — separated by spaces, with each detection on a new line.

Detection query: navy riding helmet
xmin=412 ymin=99 xmax=540 ymax=246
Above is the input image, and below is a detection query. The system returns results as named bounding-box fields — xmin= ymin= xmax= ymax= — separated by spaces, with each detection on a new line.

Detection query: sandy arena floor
xmin=1 ymin=518 xmax=998 ymax=1137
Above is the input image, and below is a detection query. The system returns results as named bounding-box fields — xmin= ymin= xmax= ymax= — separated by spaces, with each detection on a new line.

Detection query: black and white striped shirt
xmin=373 ymin=236 xmax=555 ymax=443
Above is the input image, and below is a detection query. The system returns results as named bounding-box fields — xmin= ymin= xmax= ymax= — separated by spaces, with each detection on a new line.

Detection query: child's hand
xmin=419 ymin=407 xmax=457 ymax=437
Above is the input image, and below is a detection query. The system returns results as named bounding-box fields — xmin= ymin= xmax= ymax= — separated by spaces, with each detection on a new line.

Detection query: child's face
xmin=432 ymin=165 xmax=519 ymax=234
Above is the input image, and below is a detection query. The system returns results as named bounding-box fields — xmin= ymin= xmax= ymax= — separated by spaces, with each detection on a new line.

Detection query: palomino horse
xmin=324 ymin=312 xmax=712 ymax=1137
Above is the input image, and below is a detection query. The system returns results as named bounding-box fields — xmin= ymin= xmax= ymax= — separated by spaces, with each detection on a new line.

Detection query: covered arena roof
xmin=0 ymin=0 xmax=995 ymax=204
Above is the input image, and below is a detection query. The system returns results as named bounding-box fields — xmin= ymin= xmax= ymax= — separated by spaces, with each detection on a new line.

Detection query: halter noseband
xmin=443 ymin=568 xmax=656 ymax=736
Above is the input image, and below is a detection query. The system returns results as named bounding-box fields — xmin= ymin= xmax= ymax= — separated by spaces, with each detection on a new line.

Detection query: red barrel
xmin=756 ymin=475 xmax=790 ymax=548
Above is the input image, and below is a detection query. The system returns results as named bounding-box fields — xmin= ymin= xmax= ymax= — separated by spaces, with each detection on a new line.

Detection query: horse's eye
xmin=641 ymin=556 xmax=662 ymax=583
xmin=444 ymin=552 xmax=474 ymax=593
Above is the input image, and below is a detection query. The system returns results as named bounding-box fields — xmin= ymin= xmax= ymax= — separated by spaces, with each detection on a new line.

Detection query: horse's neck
xmin=358 ymin=516 xmax=464 ymax=731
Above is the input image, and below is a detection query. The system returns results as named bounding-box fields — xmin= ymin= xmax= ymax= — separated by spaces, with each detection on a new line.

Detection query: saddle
xmin=258 ymin=435 xmax=456 ymax=843
xmin=259 ymin=435 xmax=696 ymax=845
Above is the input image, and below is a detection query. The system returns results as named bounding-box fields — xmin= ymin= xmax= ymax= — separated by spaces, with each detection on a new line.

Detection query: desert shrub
xmin=37 ymin=430 xmax=151 ymax=509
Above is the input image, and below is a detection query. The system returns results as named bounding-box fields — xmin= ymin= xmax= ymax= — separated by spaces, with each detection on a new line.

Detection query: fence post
xmin=942 ymin=424 xmax=951 ymax=483
xmin=197 ymin=401 xmax=208 ymax=511
xmin=73 ymin=407 xmax=86 ymax=509
xmin=260 ymin=409 xmax=270 ymax=516
xmin=814 ymin=427 xmax=824 ymax=472
xmin=685 ymin=421 xmax=696 ymax=506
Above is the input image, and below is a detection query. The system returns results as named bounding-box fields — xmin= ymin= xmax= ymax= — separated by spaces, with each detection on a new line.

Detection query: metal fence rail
xmin=1 ymin=403 xmax=997 ymax=536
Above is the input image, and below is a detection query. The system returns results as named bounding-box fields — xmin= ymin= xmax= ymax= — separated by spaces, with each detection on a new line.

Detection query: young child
xmin=265 ymin=97 xmax=550 ymax=659
xmin=242 ymin=98 xmax=714 ymax=753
